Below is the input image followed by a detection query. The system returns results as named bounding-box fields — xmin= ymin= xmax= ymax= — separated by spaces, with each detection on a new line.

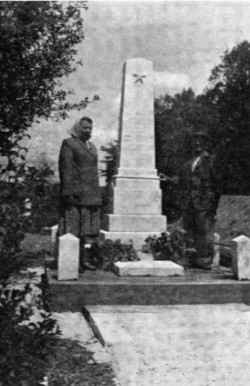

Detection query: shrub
xmin=23 ymin=163 xmax=59 ymax=233
xmin=0 ymin=2 xmax=90 ymax=383
xmin=143 ymin=229 xmax=196 ymax=267
xmin=0 ymin=181 xmax=30 ymax=283
xmin=0 ymin=278 xmax=59 ymax=385
xmin=86 ymin=239 xmax=139 ymax=271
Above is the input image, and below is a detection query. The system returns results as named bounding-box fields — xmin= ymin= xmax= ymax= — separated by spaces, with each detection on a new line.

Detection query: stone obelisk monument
xmin=101 ymin=58 xmax=166 ymax=248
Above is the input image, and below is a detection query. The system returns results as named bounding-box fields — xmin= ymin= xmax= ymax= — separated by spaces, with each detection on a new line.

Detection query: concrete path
xmin=90 ymin=304 xmax=250 ymax=386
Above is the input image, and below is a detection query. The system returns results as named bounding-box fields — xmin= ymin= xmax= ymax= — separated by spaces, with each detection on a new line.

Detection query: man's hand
xmin=159 ymin=173 xmax=167 ymax=181
xmin=159 ymin=173 xmax=179 ymax=184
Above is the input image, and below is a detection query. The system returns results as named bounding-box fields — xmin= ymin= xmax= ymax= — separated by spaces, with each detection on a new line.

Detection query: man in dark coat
xmin=179 ymin=131 xmax=221 ymax=269
xmin=58 ymin=116 xmax=102 ymax=270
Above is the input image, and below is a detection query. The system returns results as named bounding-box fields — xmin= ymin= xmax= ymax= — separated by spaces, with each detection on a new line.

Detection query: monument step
xmin=48 ymin=267 xmax=250 ymax=311
xmin=100 ymin=230 xmax=162 ymax=249
xmin=114 ymin=260 xmax=184 ymax=276
xmin=115 ymin=177 xmax=160 ymax=190
xmin=106 ymin=214 xmax=166 ymax=232
xmin=113 ymin=188 xmax=162 ymax=214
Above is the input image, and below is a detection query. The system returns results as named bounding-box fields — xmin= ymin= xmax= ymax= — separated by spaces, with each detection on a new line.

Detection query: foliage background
xmin=154 ymin=41 xmax=250 ymax=220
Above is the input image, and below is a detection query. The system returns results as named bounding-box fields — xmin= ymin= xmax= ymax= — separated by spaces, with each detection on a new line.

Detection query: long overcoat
xmin=59 ymin=136 xmax=102 ymax=207
xmin=179 ymin=153 xmax=221 ymax=215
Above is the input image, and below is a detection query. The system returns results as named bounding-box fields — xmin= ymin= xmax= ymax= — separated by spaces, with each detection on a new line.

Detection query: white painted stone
xmin=114 ymin=260 xmax=184 ymax=277
xmin=51 ymin=224 xmax=58 ymax=256
xmin=58 ymin=233 xmax=79 ymax=280
xmin=212 ymin=232 xmax=220 ymax=267
xmin=101 ymin=58 xmax=167 ymax=248
xmin=232 ymin=235 xmax=250 ymax=280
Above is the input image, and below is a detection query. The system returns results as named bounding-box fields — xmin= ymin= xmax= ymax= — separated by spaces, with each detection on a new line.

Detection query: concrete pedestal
xmin=114 ymin=260 xmax=184 ymax=277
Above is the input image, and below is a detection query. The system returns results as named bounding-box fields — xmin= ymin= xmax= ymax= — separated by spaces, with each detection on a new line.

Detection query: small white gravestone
xmin=51 ymin=224 xmax=58 ymax=256
xmin=58 ymin=233 xmax=79 ymax=280
xmin=232 ymin=235 xmax=250 ymax=280
xmin=114 ymin=260 xmax=184 ymax=277
xmin=212 ymin=232 xmax=220 ymax=267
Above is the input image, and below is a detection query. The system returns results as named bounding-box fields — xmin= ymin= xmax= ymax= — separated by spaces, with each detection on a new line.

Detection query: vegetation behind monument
xmin=155 ymin=41 xmax=250 ymax=220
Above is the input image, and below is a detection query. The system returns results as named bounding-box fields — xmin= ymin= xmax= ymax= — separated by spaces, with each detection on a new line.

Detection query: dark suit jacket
xmin=179 ymin=152 xmax=221 ymax=214
xmin=59 ymin=136 xmax=102 ymax=206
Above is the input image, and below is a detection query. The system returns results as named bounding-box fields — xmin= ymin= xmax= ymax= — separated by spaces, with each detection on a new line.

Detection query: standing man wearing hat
xmin=58 ymin=116 xmax=102 ymax=271
xmin=178 ymin=131 xmax=221 ymax=269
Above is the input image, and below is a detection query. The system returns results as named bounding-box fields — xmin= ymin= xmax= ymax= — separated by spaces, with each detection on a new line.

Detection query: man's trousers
xmin=182 ymin=207 xmax=215 ymax=265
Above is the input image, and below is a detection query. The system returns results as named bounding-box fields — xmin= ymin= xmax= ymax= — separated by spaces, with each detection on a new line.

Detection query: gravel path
xmin=90 ymin=304 xmax=250 ymax=386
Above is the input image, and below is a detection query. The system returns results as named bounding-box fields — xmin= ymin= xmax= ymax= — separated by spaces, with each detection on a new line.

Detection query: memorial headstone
xmin=101 ymin=58 xmax=166 ymax=249
xmin=58 ymin=233 xmax=79 ymax=280
xmin=232 ymin=235 xmax=250 ymax=280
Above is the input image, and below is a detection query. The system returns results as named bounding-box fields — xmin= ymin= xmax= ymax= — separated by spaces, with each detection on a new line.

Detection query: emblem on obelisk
xmin=133 ymin=73 xmax=147 ymax=84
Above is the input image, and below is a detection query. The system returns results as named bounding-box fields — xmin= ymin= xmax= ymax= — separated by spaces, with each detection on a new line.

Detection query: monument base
xmin=100 ymin=229 xmax=163 ymax=249
xmin=48 ymin=267 xmax=250 ymax=311
xmin=114 ymin=260 xmax=184 ymax=276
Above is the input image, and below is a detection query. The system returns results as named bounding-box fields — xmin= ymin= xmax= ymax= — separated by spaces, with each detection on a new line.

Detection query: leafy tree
xmin=0 ymin=1 xmax=88 ymax=282
xmin=0 ymin=3 xmax=88 ymax=382
xmin=208 ymin=40 xmax=250 ymax=134
xmin=155 ymin=88 xmax=219 ymax=175
xmin=155 ymin=89 xmax=219 ymax=220
xmin=0 ymin=1 xmax=87 ymax=173
xmin=155 ymin=41 xmax=250 ymax=216
xmin=207 ymin=40 xmax=250 ymax=193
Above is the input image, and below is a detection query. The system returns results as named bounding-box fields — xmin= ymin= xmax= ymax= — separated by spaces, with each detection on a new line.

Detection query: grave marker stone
xmin=58 ymin=233 xmax=79 ymax=280
xmin=232 ymin=235 xmax=250 ymax=280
